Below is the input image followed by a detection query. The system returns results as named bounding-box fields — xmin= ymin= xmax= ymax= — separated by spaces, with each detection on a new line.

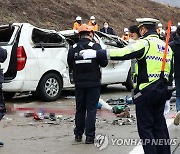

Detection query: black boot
xmin=0 ymin=141 xmax=4 ymax=146
xmin=85 ymin=137 xmax=94 ymax=144
xmin=75 ymin=135 xmax=82 ymax=142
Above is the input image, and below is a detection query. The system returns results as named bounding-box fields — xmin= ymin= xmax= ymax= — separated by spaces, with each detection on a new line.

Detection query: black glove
xmin=0 ymin=106 xmax=6 ymax=121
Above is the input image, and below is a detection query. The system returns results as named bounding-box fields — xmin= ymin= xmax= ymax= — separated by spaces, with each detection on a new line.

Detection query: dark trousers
xmin=0 ymin=88 xmax=5 ymax=120
xmin=134 ymin=82 xmax=171 ymax=154
xmin=0 ymin=88 xmax=5 ymax=107
xmin=74 ymin=86 xmax=100 ymax=138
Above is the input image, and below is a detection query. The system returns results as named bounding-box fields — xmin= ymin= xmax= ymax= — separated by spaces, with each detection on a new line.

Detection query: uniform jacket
xmin=67 ymin=38 xmax=108 ymax=88
xmin=0 ymin=47 xmax=7 ymax=85
xmin=169 ymin=36 xmax=180 ymax=79
xmin=108 ymin=31 xmax=173 ymax=94
xmin=100 ymin=27 xmax=115 ymax=35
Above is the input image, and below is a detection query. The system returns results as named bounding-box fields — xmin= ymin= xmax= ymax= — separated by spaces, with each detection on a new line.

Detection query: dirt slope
xmin=0 ymin=0 xmax=179 ymax=35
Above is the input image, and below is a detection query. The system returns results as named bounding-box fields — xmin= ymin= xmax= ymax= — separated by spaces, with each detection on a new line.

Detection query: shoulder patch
xmin=88 ymin=42 xmax=94 ymax=47
xmin=73 ymin=44 xmax=77 ymax=48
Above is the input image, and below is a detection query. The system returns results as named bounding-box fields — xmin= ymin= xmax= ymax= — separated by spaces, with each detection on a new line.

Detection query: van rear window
xmin=32 ymin=29 xmax=63 ymax=45
xmin=0 ymin=26 xmax=15 ymax=43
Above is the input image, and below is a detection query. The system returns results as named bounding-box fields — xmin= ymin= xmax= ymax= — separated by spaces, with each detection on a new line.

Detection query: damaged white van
xmin=0 ymin=23 xmax=132 ymax=102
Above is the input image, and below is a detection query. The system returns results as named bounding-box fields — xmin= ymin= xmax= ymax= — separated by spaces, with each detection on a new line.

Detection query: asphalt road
xmin=0 ymin=84 xmax=179 ymax=154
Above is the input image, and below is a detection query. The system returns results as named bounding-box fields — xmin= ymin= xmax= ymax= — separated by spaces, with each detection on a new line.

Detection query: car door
xmin=0 ymin=24 xmax=22 ymax=80
xmin=31 ymin=28 xmax=70 ymax=86
xmin=94 ymin=32 xmax=131 ymax=84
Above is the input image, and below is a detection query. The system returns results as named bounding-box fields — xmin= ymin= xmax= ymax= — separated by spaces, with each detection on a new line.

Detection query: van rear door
xmin=0 ymin=24 xmax=22 ymax=80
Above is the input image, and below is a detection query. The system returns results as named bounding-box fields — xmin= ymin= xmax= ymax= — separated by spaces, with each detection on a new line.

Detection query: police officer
xmin=81 ymin=18 xmax=173 ymax=153
xmin=0 ymin=46 xmax=7 ymax=146
xmin=67 ymin=24 xmax=108 ymax=144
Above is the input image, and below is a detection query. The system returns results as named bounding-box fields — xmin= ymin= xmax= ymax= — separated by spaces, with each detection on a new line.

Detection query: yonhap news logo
xmin=94 ymin=134 xmax=178 ymax=151
xmin=94 ymin=134 xmax=109 ymax=151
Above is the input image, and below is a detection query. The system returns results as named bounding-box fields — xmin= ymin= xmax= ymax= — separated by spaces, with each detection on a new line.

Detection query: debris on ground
xmin=99 ymin=99 xmax=112 ymax=110
xmin=112 ymin=105 xmax=130 ymax=114
xmin=112 ymin=115 xmax=136 ymax=126
xmin=106 ymin=98 xmax=126 ymax=105
xmin=49 ymin=113 xmax=56 ymax=121
xmin=106 ymin=95 xmax=133 ymax=105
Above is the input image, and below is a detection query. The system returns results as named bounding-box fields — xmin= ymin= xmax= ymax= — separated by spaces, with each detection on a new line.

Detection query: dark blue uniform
xmin=100 ymin=27 xmax=115 ymax=35
xmin=67 ymin=38 xmax=108 ymax=139
xmin=0 ymin=46 xmax=7 ymax=146
xmin=0 ymin=47 xmax=7 ymax=120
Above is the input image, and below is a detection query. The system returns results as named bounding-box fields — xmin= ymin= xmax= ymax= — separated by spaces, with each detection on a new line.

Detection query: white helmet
xmin=158 ymin=23 xmax=163 ymax=27
xmin=124 ymin=28 xmax=129 ymax=34
xmin=171 ymin=26 xmax=177 ymax=32
xmin=76 ymin=16 xmax=82 ymax=21
xmin=90 ymin=16 xmax=95 ymax=20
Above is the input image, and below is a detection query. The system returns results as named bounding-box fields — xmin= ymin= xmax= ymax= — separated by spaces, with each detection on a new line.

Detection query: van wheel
xmin=124 ymin=69 xmax=133 ymax=92
xmin=3 ymin=92 xmax=16 ymax=100
xmin=37 ymin=73 xmax=62 ymax=102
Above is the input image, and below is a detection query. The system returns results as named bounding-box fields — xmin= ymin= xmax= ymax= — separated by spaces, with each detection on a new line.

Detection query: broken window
xmin=0 ymin=25 xmax=15 ymax=45
xmin=32 ymin=28 xmax=65 ymax=47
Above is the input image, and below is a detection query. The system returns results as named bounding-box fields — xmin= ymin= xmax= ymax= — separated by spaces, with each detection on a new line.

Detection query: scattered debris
xmin=106 ymin=98 xmax=126 ymax=105
xmin=49 ymin=113 xmax=56 ymax=121
xmin=106 ymin=95 xmax=133 ymax=105
xmin=33 ymin=109 xmax=45 ymax=120
xmin=97 ymin=102 xmax=102 ymax=109
xmin=125 ymin=96 xmax=133 ymax=104
xmin=112 ymin=105 xmax=130 ymax=114
xmin=99 ymin=99 xmax=112 ymax=110
xmin=112 ymin=116 xmax=136 ymax=126
xmin=116 ymin=110 xmax=130 ymax=118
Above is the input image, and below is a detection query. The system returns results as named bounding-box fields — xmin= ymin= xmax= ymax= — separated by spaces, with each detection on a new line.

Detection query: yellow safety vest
xmin=109 ymin=34 xmax=173 ymax=91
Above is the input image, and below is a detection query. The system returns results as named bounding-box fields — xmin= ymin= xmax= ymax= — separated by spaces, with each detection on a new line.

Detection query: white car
xmin=0 ymin=23 xmax=132 ymax=102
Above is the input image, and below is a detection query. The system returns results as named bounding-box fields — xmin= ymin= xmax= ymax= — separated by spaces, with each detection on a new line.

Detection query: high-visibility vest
xmin=88 ymin=21 xmax=98 ymax=31
xmin=109 ymin=34 xmax=173 ymax=91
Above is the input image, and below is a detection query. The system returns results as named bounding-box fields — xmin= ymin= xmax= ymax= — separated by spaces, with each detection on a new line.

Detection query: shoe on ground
xmin=0 ymin=141 xmax=4 ymax=146
xmin=174 ymin=111 xmax=180 ymax=126
xmin=85 ymin=137 xmax=94 ymax=144
xmin=75 ymin=135 xmax=82 ymax=142
xmin=49 ymin=113 xmax=56 ymax=121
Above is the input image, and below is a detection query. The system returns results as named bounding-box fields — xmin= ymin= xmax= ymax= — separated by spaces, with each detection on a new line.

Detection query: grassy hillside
xmin=0 ymin=0 xmax=180 ymax=35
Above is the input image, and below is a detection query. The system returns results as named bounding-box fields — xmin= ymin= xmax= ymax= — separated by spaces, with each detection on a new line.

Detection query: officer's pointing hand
xmin=80 ymin=49 xmax=97 ymax=59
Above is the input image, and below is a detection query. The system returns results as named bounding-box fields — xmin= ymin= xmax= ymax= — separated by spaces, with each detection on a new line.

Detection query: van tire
xmin=124 ymin=69 xmax=133 ymax=92
xmin=37 ymin=73 xmax=62 ymax=102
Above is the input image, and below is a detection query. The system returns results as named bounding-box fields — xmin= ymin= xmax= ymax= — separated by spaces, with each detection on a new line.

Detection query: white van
xmin=0 ymin=23 xmax=132 ymax=102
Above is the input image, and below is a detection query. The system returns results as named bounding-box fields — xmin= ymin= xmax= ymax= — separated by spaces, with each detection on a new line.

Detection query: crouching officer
xmin=67 ymin=24 xmax=108 ymax=144
xmin=0 ymin=46 xmax=7 ymax=147
xmin=81 ymin=18 xmax=173 ymax=153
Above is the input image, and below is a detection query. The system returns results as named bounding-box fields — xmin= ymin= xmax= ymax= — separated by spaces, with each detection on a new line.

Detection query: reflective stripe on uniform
xmin=148 ymin=73 xmax=169 ymax=78
xmin=134 ymin=92 xmax=142 ymax=99
xmin=146 ymin=56 xmax=171 ymax=62
xmin=75 ymin=59 xmax=92 ymax=64
xmin=88 ymin=42 xmax=94 ymax=47
xmin=73 ymin=44 xmax=77 ymax=48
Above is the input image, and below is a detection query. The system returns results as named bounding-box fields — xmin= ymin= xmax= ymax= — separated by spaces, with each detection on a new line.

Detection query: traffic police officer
xmin=67 ymin=24 xmax=108 ymax=144
xmin=0 ymin=46 xmax=7 ymax=146
xmin=81 ymin=18 xmax=173 ymax=153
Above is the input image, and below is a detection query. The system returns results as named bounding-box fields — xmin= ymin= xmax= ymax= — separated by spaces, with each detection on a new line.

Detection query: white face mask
xmin=104 ymin=25 xmax=108 ymax=29
xmin=91 ymin=20 xmax=95 ymax=24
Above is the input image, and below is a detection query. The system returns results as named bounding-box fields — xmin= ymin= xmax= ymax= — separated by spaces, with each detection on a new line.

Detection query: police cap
xmin=136 ymin=18 xmax=160 ymax=27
